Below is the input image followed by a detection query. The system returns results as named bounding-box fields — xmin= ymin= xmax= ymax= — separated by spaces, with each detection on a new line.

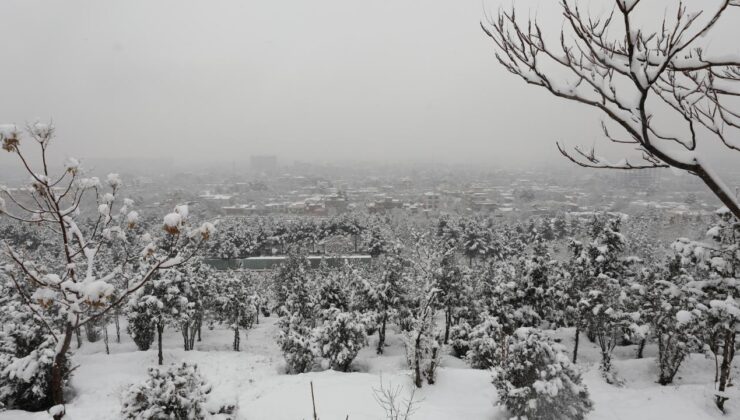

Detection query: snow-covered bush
xmin=0 ymin=285 xmax=71 ymax=412
xmin=671 ymin=209 xmax=740 ymax=412
xmin=632 ymin=264 xmax=704 ymax=385
xmin=212 ymin=274 xmax=257 ymax=351
xmin=466 ymin=315 xmax=503 ymax=369
xmin=364 ymin=247 xmax=408 ymax=354
xmin=121 ymin=362 xmax=211 ymax=420
xmin=404 ymin=329 xmax=441 ymax=388
xmin=448 ymin=321 xmax=471 ymax=358
xmin=0 ymin=335 xmax=69 ymax=412
xmin=312 ymin=309 xmax=367 ymax=372
xmin=278 ymin=314 xmax=315 ymax=374
xmin=126 ymin=296 xmax=156 ymax=351
xmin=492 ymin=328 xmax=592 ymax=420
xmin=403 ymin=289 xmax=442 ymax=388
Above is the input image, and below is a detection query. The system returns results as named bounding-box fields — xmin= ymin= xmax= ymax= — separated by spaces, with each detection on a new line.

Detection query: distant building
xmin=250 ymin=155 xmax=278 ymax=174
xmin=423 ymin=192 xmax=440 ymax=210
xmin=368 ymin=197 xmax=404 ymax=213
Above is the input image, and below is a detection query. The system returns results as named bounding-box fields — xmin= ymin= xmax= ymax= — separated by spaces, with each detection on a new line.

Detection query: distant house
xmin=422 ymin=192 xmax=440 ymax=210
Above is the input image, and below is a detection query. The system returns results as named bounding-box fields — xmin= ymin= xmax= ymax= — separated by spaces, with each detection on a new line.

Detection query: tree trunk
xmin=233 ymin=309 xmax=241 ymax=351
xmin=182 ymin=326 xmax=189 ymax=351
xmin=50 ymin=324 xmax=74 ymax=419
xmin=114 ymin=309 xmax=121 ymax=343
xmin=75 ymin=327 xmax=82 ymax=349
xmin=715 ymin=330 xmax=736 ymax=413
xmin=157 ymin=323 xmax=164 ymax=365
xmin=443 ymin=308 xmax=452 ymax=344
xmin=103 ymin=322 xmax=110 ymax=355
xmin=636 ymin=338 xmax=646 ymax=359
xmin=426 ymin=347 xmax=438 ymax=385
xmin=233 ymin=325 xmax=240 ymax=351
xmin=187 ymin=317 xmax=201 ymax=350
xmin=572 ymin=327 xmax=580 ymax=364
xmin=414 ymin=329 xmax=423 ymax=388
xmin=376 ymin=312 xmax=387 ymax=355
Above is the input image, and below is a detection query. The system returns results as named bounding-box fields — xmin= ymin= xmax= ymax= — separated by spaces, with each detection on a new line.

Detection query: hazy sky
xmin=0 ymin=0 xmax=738 ymax=169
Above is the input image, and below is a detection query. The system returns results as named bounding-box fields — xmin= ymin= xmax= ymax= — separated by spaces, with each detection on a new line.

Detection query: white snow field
xmin=1 ymin=317 xmax=737 ymax=420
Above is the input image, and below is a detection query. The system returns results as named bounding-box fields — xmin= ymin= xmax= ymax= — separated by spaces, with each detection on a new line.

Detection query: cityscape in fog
xmin=2 ymin=1 xmax=740 ymax=420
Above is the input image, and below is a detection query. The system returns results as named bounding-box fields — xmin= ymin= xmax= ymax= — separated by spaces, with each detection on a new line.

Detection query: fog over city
xmin=1 ymin=1 xmax=740 ymax=420
xmin=1 ymin=0 xmax=737 ymax=170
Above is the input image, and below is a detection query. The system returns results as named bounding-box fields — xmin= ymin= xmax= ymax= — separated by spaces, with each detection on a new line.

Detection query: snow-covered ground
xmin=1 ymin=318 xmax=737 ymax=420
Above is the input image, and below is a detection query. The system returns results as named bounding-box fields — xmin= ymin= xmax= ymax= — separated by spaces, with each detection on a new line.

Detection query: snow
xmin=64 ymin=158 xmax=80 ymax=173
xmin=123 ymin=210 xmax=138 ymax=223
xmin=1 ymin=319 xmax=737 ymax=420
xmin=163 ymin=213 xmax=182 ymax=228
xmin=106 ymin=173 xmax=121 ymax=188
xmin=175 ymin=204 xmax=189 ymax=219
xmin=676 ymin=310 xmax=694 ymax=326
xmin=0 ymin=124 xmax=18 ymax=138
xmin=77 ymin=177 xmax=100 ymax=190
xmin=81 ymin=280 xmax=115 ymax=304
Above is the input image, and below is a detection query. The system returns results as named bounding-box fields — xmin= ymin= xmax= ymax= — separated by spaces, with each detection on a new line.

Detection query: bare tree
xmin=0 ymin=123 xmax=214 ymax=419
xmin=483 ymin=0 xmax=740 ymax=218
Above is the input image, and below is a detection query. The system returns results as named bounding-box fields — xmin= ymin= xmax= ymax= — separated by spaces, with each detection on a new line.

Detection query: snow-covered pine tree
xmin=121 ymin=362 xmax=212 ymax=419
xmin=311 ymin=308 xmax=367 ymax=372
xmin=672 ymin=207 xmax=740 ymax=412
xmin=367 ymin=244 xmax=408 ymax=354
xmin=492 ymin=328 xmax=592 ymax=420
xmin=274 ymin=253 xmax=317 ymax=373
xmin=465 ymin=313 xmax=504 ymax=369
xmin=576 ymin=216 xmax=641 ymax=382
xmin=0 ymin=279 xmax=70 ymax=411
xmin=632 ymin=262 xmax=703 ymax=385
xmin=212 ymin=272 xmax=257 ymax=351
xmin=125 ymin=290 xmax=157 ymax=352
xmin=403 ymin=288 xmax=442 ymax=388
xmin=433 ymin=250 xmax=465 ymax=344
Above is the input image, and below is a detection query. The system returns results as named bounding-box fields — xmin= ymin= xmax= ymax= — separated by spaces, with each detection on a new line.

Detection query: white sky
xmin=0 ymin=0 xmax=738 ymax=170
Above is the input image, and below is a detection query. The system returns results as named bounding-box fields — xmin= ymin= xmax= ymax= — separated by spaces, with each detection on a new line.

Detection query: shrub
xmin=0 ymin=299 xmax=70 ymax=412
xmin=0 ymin=336 xmax=69 ymax=412
xmin=121 ymin=362 xmax=211 ymax=419
xmin=466 ymin=315 xmax=504 ymax=369
xmin=312 ymin=309 xmax=367 ymax=372
xmin=492 ymin=328 xmax=592 ymax=420
xmin=277 ymin=315 xmax=315 ymax=374
xmin=448 ymin=321 xmax=471 ymax=358
xmin=127 ymin=312 xmax=156 ymax=351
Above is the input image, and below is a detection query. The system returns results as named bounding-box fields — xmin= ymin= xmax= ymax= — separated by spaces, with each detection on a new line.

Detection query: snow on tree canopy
xmin=82 ymin=280 xmax=115 ymax=304
xmin=106 ymin=173 xmax=121 ymax=188
xmin=0 ymin=123 xmax=18 ymax=136
xmin=175 ymin=204 xmax=189 ymax=219
xmin=77 ymin=177 xmax=100 ymax=190
xmin=163 ymin=213 xmax=183 ymax=234
xmin=676 ymin=310 xmax=694 ymax=326
xmin=126 ymin=211 xmax=140 ymax=227
xmin=64 ymin=158 xmax=80 ymax=174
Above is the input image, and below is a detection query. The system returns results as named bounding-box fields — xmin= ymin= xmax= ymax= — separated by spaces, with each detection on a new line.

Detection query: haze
xmin=0 ymin=0 xmax=737 ymax=169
